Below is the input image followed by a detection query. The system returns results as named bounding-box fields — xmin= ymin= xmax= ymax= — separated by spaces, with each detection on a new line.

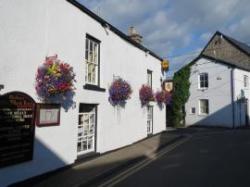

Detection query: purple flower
xmin=139 ymin=85 xmax=154 ymax=106
xmin=35 ymin=55 xmax=76 ymax=100
xmin=109 ymin=78 xmax=132 ymax=106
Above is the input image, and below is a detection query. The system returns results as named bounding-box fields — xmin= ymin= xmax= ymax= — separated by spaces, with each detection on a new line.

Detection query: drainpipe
xmin=231 ymin=68 xmax=235 ymax=128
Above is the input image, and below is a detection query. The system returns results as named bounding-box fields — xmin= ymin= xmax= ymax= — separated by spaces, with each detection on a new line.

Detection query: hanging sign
xmin=161 ymin=59 xmax=169 ymax=71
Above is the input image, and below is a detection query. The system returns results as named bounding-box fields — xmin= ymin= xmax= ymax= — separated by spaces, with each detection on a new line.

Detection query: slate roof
xmin=185 ymin=31 xmax=250 ymax=72
xmin=222 ymin=32 xmax=250 ymax=56
xmin=66 ymin=0 xmax=163 ymax=61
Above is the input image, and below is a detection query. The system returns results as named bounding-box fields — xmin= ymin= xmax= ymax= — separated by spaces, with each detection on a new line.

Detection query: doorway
xmin=147 ymin=105 xmax=153 ymax=136
xmin=77 ymin=104 xmax=97 ymax=155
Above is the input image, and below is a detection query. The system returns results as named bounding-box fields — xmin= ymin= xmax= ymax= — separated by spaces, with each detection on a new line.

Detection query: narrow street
xmin=99 ymin=129 xmax=250 ymax=187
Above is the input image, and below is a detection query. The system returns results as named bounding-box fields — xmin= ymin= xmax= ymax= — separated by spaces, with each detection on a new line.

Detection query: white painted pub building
xmin=0 ymin=0 xmax=166 ymax=186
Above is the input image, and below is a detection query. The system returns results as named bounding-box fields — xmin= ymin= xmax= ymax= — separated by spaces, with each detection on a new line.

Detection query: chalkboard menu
xmin=0 ymin=92 xmax=36 ymax=168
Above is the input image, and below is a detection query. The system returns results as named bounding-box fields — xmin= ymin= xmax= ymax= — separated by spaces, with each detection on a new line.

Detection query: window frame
xmin=147 ymin=70 xmax=152 ymax=88
xmin=147 ymin=105 xmax=153 ymax=135
xmin=198 ymin=73 xmax=209 ymax=89
xmin=243 ymin=75 xmax=249 ymax=88
xmin=77 ymin=104 xmax=98 ymax=156
xmin=85 ymin=34 xmax=101 ymax=86
xmin=199 ymin=99 xmax=209 ymax=115
xmin=190 ymin=107 xmax=196 ymax=115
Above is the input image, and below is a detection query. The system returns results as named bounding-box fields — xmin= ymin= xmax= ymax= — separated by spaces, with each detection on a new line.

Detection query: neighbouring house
xmin=184 ymin=31 xmax=250 ymax=128
xmin=0 ymin=0 xmax=167 ymax=186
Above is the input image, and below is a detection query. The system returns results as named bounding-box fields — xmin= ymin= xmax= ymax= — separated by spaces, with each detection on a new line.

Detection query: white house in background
xmin=185 ymin=31 xmax=250 ymax=128
xmin=0 ymin=0 xmax=166 ymax=186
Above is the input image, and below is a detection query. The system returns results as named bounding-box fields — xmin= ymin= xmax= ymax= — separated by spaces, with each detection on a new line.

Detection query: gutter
xmin=231 ymin=68 xmax=235 ymax=128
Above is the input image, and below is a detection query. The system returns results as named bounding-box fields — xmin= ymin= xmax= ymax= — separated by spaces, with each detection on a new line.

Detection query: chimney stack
xmin=128 ymin=26 xmax=143 ymax=44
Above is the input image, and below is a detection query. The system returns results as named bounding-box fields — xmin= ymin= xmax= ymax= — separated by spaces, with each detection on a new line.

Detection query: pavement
xmin=11 ymin=128 xmax=184 ymax=187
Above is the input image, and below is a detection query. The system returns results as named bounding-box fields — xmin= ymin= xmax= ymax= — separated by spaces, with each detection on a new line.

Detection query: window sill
xmin=198 ymin=113 xmax=209 ymax=116
xmin=76 ymin=152 xmax=100 ymax=164
xmin=197 ymin=88 xmax=208 ymax=91
xmin=83 ymin=84 xmax=106 ymax=92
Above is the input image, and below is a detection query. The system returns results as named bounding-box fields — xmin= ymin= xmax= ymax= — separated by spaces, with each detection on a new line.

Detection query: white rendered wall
xmin=233 ymin=68 xmax=250 ymax=127
xmin=185 ymin=58 xmax=233 ymax=127
xmin=0 ymin=0 xmax=166 ymax=186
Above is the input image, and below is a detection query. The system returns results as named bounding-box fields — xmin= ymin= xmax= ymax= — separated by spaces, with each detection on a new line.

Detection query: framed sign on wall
xmin=36 ymin=104 xmax=61 ymax=127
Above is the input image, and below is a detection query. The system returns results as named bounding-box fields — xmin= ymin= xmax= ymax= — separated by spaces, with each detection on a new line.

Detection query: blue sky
xmin=79 ymin=0 xmax=250 ymax=75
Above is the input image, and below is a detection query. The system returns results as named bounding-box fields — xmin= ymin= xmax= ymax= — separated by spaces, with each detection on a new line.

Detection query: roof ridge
xmin=66 ymin=0 xmax=163 ymax=61
xmin=216 ymin=31 xmax=250 ymax=56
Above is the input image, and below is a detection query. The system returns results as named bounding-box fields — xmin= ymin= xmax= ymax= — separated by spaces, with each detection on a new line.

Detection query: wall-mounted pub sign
xmin=161 ymin=59 xmax=169 ymax=71
xmin=0 ymin=92 xmax=36 ymax=168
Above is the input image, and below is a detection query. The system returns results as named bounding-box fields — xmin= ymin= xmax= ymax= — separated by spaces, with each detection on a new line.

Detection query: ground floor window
xmin=199 ymin=99 xmax=209 ymax=115
xmin=77 ymin=104 xmax=97 ymax=155
xmin=191 ymin=107 xmax=196 ymax=114
xmin=147 ymin=106 xmax=153 ymax=135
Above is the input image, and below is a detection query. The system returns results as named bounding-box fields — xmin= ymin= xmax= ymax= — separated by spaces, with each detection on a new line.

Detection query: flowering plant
xmin=35 ymin=55 xmax=76 ymax=100
xmin=109 ymin=78 xmax=132 ymax=106
xmin=139 ymin=85 xmax=154 ymax=106
xmin=155 ymin=90 xmax=172 ymax=106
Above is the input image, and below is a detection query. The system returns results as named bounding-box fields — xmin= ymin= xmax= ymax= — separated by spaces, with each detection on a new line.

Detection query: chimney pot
xmin=128 ymin=26 xmax=143 ymax=44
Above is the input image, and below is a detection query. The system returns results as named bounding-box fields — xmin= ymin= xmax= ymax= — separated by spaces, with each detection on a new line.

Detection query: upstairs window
xmin=147 ymin=70 xmax=152 ymax=88
xmin=199 ymin=73 xmax=208 ymax=89
xmin=85 ymin=35 xmax=100 ymax=85
xmin=244 ymin=75 xmax=249 ymax=88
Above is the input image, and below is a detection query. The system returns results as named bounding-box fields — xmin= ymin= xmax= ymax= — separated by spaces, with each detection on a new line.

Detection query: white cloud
xmin=80 ymin=0 xmax=167 ymax=30
xmin=200 ymin=32 xmax=212 ymax=42
xmin=79 ymin=0 xmax=250 ymax=73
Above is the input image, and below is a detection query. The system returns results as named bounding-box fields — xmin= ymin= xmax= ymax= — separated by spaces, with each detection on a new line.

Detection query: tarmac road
xmin=100 ymin=128 xmax=250 ymax=187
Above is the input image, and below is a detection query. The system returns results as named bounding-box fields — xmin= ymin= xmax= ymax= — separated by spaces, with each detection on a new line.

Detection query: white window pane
xmin=90 ymin=114 xmax=95 ymax=124
xmin=94 ymin=43 xmax=98 ymax=64
xmin=147 ymin=72 xmax=152 ymax=87
xmin=244 ymin=75 xmax=248 ymax=88
xmin=77 ymin=142 xmax=82 ymax=152
xmin=85 ymin=39 xmax=89 ymax=60
xmin=87 ymin=63 xmax=96 ymax=84
xmin=199 ymin=73 xmax=208 ymax=88
xmin=90 ymin=41 xmax=93 ymax=52
xmin=85 ymin=37 xmax=99 ymax=85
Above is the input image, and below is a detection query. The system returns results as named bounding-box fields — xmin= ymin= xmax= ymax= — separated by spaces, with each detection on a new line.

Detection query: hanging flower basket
xmin=109 ymin=78 xmax=132 ymax=106
xmin=139 ymin=85 xmax=154 ymax=106
xmin=155 ymin=90 xmax=172 ymax=106
xmin=35 ymin=55 xmax=76 ymax=101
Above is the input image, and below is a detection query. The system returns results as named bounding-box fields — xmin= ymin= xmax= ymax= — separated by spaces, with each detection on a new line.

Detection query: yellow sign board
xmin=161 ymin=59 xmax=169 ymax=70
